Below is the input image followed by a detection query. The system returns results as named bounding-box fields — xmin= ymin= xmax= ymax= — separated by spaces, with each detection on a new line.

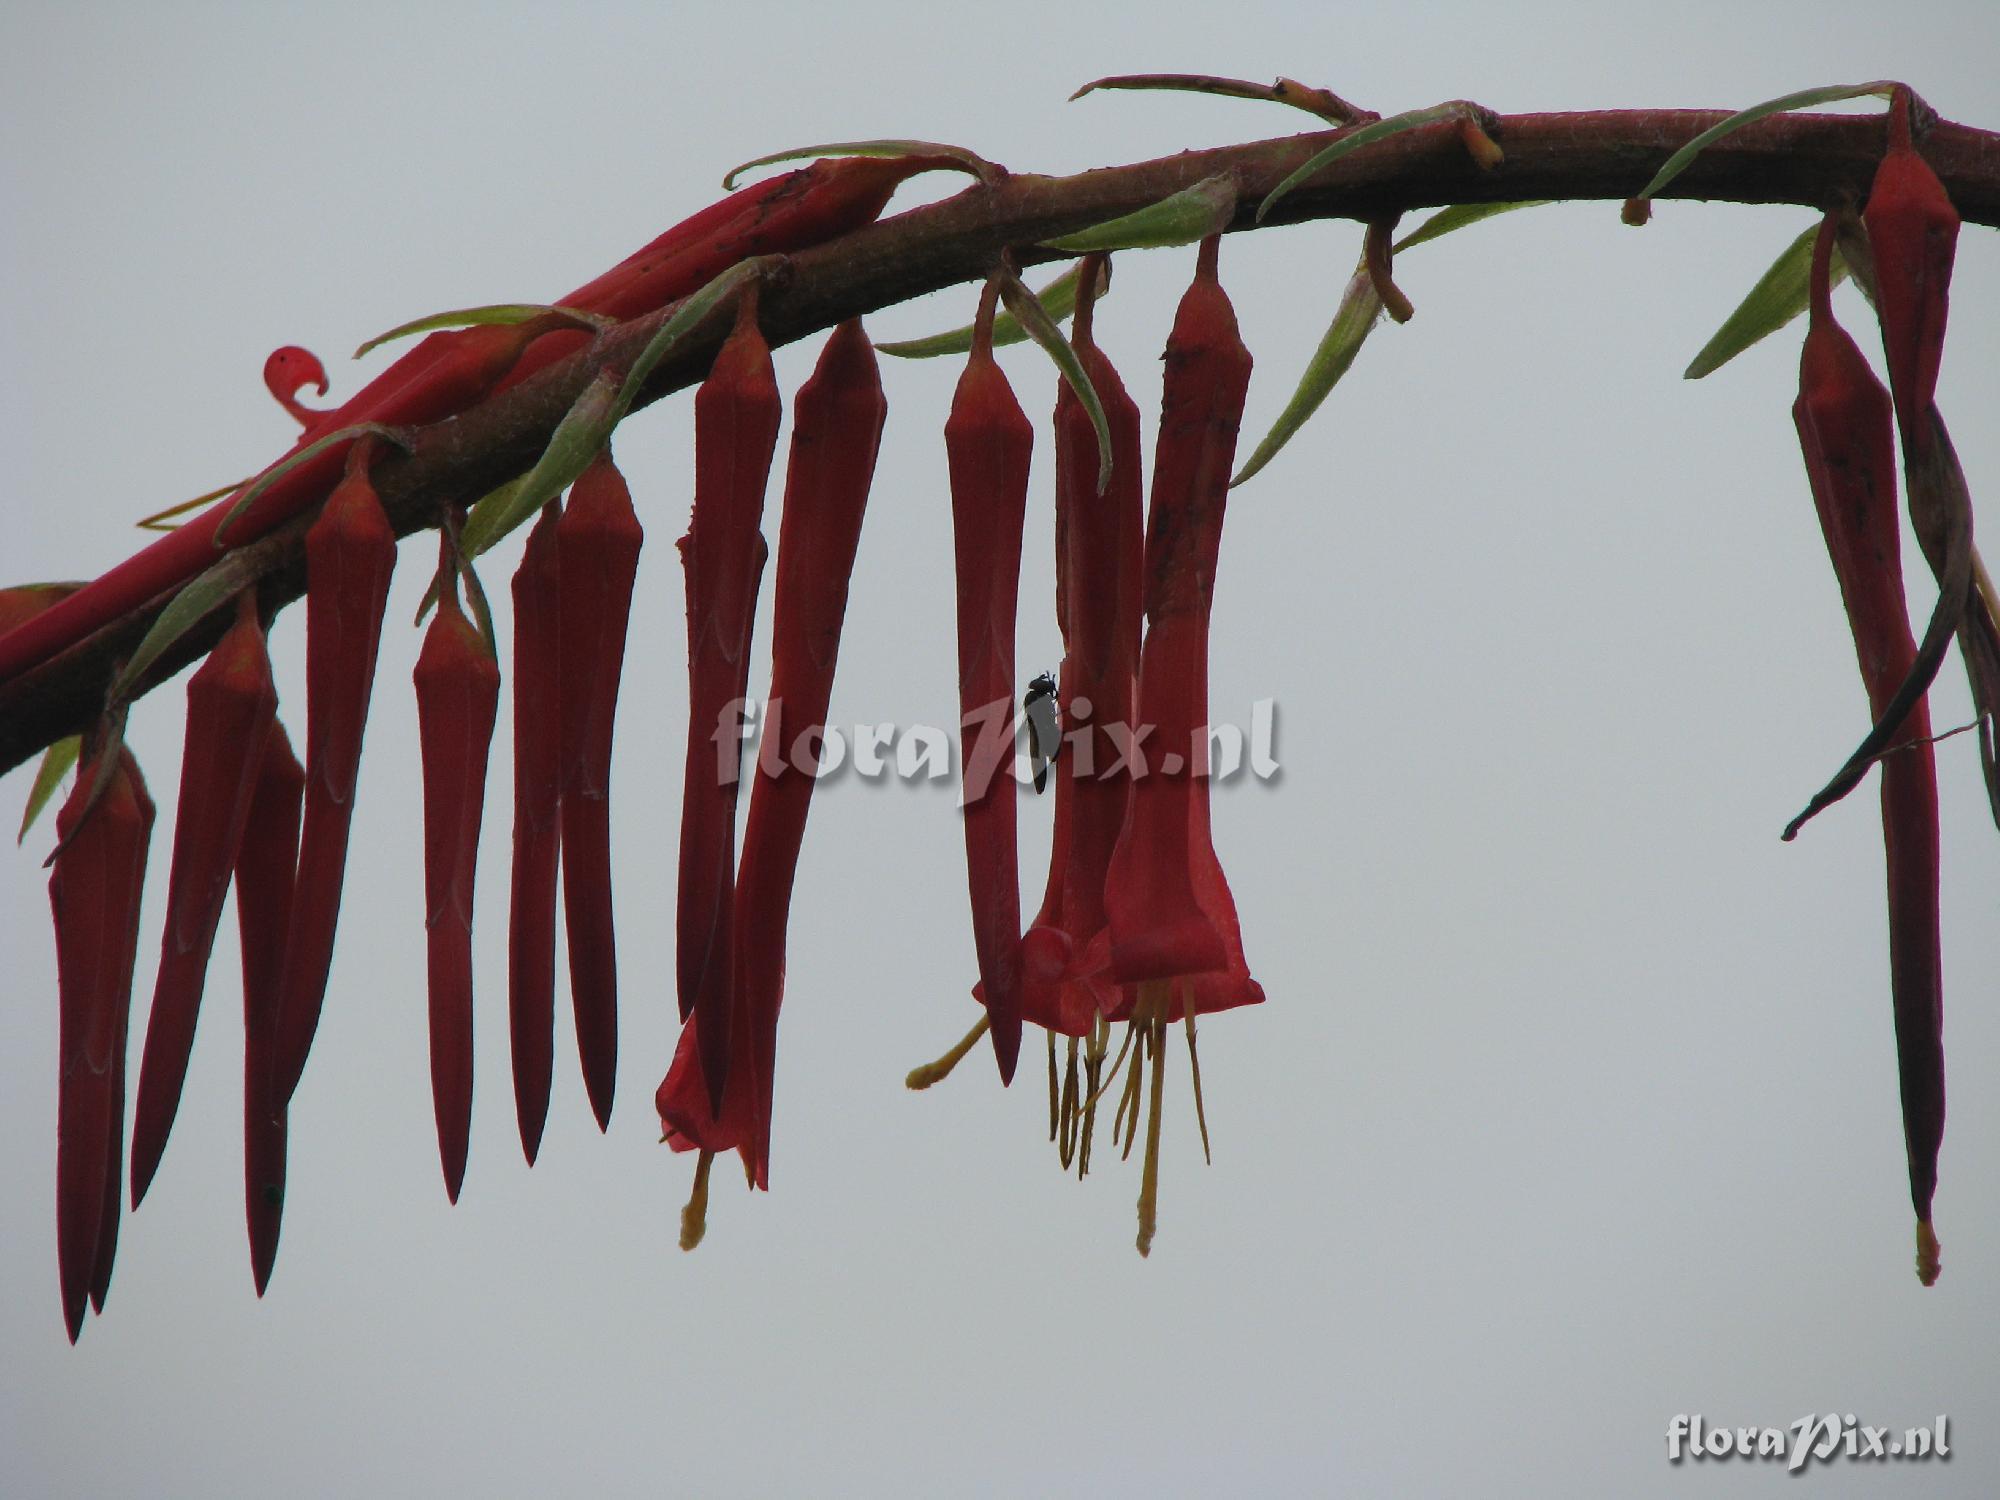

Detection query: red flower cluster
xmin=910 ymin=240 xmax=1265 ymax=1254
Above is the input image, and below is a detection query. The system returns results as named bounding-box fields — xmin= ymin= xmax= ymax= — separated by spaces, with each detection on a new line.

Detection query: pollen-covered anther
xmin=904 ymin=1014 xmax=992 ymax=1091
xmin=680 ymin=1150 xmax=715 ymax=1252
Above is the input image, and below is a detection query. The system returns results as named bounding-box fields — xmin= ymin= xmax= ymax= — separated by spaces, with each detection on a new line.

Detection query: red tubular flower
xmin=413 ymin=547 xmax=502 ymax=1203
xmin=235 ymin=721 xmax=304 ymax=1293
xmin=1863 ymin=90 xmax=1959 ymax=450
xmin=945 ymin=278 xmax=1034 ymax=1084
xmin=558 ymin=451 xmax=646 ymax=1131
xmin=1101 ymin=234 xmax=1263 ymax=1253
xmin=677 ymin=289 xmax=781 ymax=1112
xmin=507 ymin=502 xmax=563 ymax=1163
xmin=658 ymin=317 xmax=886 ymax=1232
xmin=49 ymin=745 xmax=154 ymax=1341
xmin=130 ymin=592 xmax=278 ymax=1205
xmin=1794 ymin=215 xmax=1945 ymax=1285
xmin=1104 ymin=239 xmax=1252 ymax=990
xmin=1027 ymin=256 xmax=1145 ymax=1043
xmin=272 ymin=443 xmax=398 ymax=1105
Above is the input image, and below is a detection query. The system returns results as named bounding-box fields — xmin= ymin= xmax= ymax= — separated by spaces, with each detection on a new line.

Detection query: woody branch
xmin=6 ymin=106 xmax=1999 ymax=773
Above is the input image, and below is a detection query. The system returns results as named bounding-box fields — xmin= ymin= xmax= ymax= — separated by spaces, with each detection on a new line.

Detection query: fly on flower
xmin=1024 ymin=670 xmax=1060 ymax=794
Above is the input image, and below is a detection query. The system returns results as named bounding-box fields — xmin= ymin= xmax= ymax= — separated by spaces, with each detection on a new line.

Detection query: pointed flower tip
xmin=1916 ymin=1220 xmax=1941 ymax=1286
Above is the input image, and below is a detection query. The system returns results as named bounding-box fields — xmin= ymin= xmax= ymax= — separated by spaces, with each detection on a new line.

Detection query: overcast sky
xmin=3 ymin=2 xmax=1998 ymax=1494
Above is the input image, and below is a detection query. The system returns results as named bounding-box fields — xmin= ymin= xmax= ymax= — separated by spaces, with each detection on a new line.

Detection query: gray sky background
xmin=4 ymin=2 xmax=1998 ymax=1494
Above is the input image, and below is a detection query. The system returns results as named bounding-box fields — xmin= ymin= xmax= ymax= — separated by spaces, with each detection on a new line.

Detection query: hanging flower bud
xmin=235 ymin=722 xmax=304 ymax=1293
xmin=273 ymin=442 xmax=398 ymax=1106
xmin=49 ymin=745 xmax=154 ymax=1341
xmin=1794 ymin=213 xmax=1945 ymax=1284
xmin=945 ymin=277 xmax=1034 ymax=1084
xmin=676 ymin=288 xmax=781 ymax=1113
xmin=558 ymin=451 xmax=646 ymax=1131
xmin=413 ymin=540 xmax=501 ymax=1203
xmin=130 ymin=593 xmax=278 ymax=1205
xmin=507 ymin=502 xmax=563 ymax=1162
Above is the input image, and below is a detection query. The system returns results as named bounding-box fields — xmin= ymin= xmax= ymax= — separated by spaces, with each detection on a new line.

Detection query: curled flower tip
xmin=1620 ymin=198 xmax=1652 ymax=228
xmin=680 ymin=1150 xmax=715 ymax=1252
xmin=1134 ymin=999 xmax=1170 ymax=1258
xmin=905 ymin=1013 xmax=992 ymax=1090
xmin=264 ymin=346 xmax=331 ymax=428
xmin=1364 ymin=219 xmax=1415 ymax=324
xmin=1916 ymin=1220 xmax=1941 ymax=1286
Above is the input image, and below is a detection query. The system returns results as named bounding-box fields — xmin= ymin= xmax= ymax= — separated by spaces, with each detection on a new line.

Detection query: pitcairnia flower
xmin=1794 ymin=213 xmax=1946 ymax=1285
xmin=944 ymin=277 xmax=1034 ymax=1083
xmin=412 ymin=534 xmax=501 ymax=1203
xmin=658 ymin=318 xmax=887 ymax=1247
xmin=1101 ymin=233 xmax=1264 ymax=1254
xmin=557 ymin=451 xmax=646 ymax=1131
xmin=49 ymin=744 xmax=154 ymax=1341
xmin=676 ymin=288 xmax=782 ymax=1114
xmin=909 ymin=241 xmax=1264 ymax=1252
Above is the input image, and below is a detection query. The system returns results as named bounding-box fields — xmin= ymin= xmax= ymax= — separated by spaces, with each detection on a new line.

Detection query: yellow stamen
xmin=1136 ymin=1017 xmax=1167 ymax=1257
xmin=1077 ymin=1012 xmax=1109 ymax=1178
xmin=679 ymin=1149 xmax=715 ymax=1252
xmin=1181 ymin=979 xmax=1211 ymax=1166
xmin=1057 ymin=1038 xmax=1081 ymax=1168
xmin=1046 ymin=1031 xmax=1060 ymax=1140
xmin=1113 ymin=1027 xmax=1146 ymax=1157
xmin=905 ymin=1013 xmax=991 ymax=1089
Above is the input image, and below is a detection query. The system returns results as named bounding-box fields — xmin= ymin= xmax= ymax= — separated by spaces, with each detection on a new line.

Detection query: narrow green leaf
xmin=42 ymin=706 xmax=129 ymax=868
xmin=1258 ymin=102 xmax=1465 ymax=223
xmin=1684 ymin=223 xmax=1853 ymax=379
xmin=18 ymin=735 xmax=80 ymax=843
xmin=459 ymin=551 xmax=499 ymax=657
xmin=1236 ymin=197 xmax=1530 ymax=488
xmin=212 ymin=422 xmax=414 ymax=545
xmin=998 ymin=270 xmax=1112 ymax=494
xmin=1231 ymin=265 xmax=1382 ymax=487
xmin=429 ymin=258 xmax=767 ymax=617
xmin=876 ymin=264 xmax=1097 ymax=360
xmin=722 ymin=139 xmax=993 ymax=190
xmin=353 ymin=303 xmax=612 ymax=360
xmin=459 ymin=368 xmax=622 ymax=564
xmin=1040 ymin=175 xmax=1237 ymax=253
xmin=612 ymin=258 xmax=770 ymax=421
xmin=1626 ymin=82 xmax=1893 ymax=215
xmin=107 ymin=554 xmax=262 ymax=707
xmin=1393 ymin=200 xmax=1551 ymax=252
xmin=1068 ymin=73 xmax=1365 ymax=125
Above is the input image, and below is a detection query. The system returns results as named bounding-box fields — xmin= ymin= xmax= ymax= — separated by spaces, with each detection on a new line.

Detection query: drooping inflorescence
xmin=2 ymin=80 xmax=1997 ymax=1339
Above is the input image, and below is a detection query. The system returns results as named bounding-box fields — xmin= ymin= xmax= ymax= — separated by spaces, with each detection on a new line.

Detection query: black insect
xmin=1023 ymin=670 xmax=1060 ymax=794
